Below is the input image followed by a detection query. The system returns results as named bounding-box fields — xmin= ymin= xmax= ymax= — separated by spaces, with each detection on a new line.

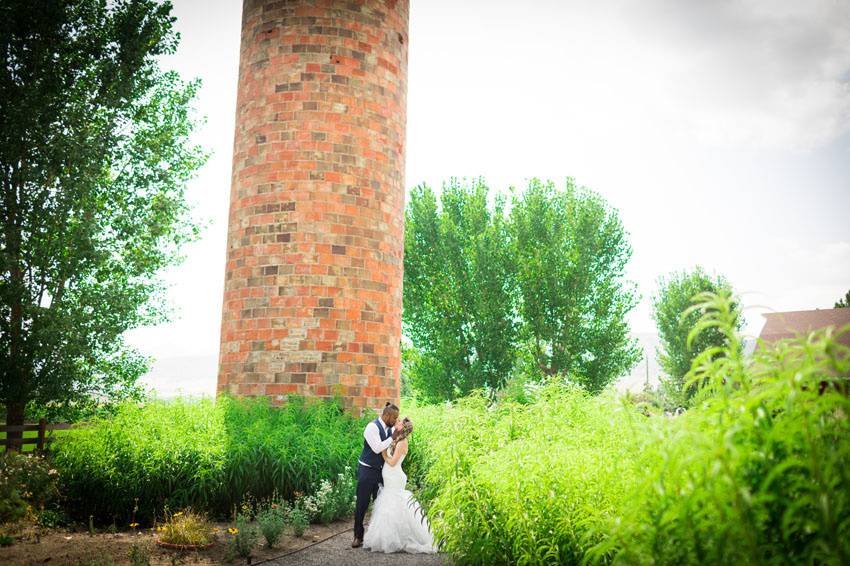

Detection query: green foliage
xmin=403 ymin=176 xmax=641 ymax=401
xmin=0 ymin=0 xmax=209 ymax=426
xmin=591 ymin=291 xmax=850 ymax=565
xmin=407 ymin=385 xmax=649 ymax=565
xmin=48 ymin=394 xmax=370 ymax=524
xmin=835 ymin=289 xmax=850 ymax=308
xmin=652 ymin=266 xmax=743 ymax=406
xmin=403 ymin=177 xmax=518 ymax=401
xmin=255 ymin=503 xmax=287 ymax=549
xmin=128 ymin=542 xmax=151 ymax=566
xmin=36 ymin=507 xmax=69 ymax=528
xmin=510 ymin=178 xmax=641 ymax=393
xmin=230 ymin=513 xmax=259 ymax=558
xmin=0 ymin=450 xmax=62 ymax=524
xmin=295 ymin=465 xmax=357 ymax=524
xmin=156 ymin=505 xmax=215 ymax=546
xmin=289 ymin=506 xmax=309 ymax=537
xmin=406 ymin=291 xmax=850 ymax=564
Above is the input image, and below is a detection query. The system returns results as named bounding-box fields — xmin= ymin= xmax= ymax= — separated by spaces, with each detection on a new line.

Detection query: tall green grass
xmin=406 ymin=291 xmax=850 ymax=565
xmin=48 ymin=393 xmax=370 ymax=525
xmin=589 ymin=292 xmax=850 ymax=565
xmin=407 ymin=386 xmax=653 ymax=564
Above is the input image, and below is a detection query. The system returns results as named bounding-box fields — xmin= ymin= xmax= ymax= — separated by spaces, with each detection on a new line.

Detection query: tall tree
xmin=0 ymin=0 xmax=208 ymax=444
xmin=835 ymin=289 xmax=850 ymax=308
xmin=651 ymin=267 xmax=743 ymax=406
xmin=403 ymin=177 xmax=517 ymax=401
xmin=509 ymin=178 xmax=641 ymax=393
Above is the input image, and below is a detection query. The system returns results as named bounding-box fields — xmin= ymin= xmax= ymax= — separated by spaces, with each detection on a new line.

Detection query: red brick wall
xmin=217 ymin=0 xmax=408 ymax=416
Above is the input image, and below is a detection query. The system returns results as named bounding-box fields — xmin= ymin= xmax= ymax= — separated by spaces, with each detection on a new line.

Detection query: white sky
xmin=124 ymin=0 xmax=850 ymax=394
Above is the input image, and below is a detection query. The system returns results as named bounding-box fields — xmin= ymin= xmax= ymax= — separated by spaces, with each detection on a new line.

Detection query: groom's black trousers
xmin=354 ymin=463 xmax=382 ymax=540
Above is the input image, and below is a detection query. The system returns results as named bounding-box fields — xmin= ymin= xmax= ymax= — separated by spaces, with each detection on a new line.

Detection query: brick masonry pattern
xmin=217 ymin=0 xmax=408 ymax=416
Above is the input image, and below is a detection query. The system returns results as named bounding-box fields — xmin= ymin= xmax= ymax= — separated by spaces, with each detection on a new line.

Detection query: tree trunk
xmin=5 ymin=400 xmax=25 ymax=453
xmin=4 ymin=167 xmax=28 ymax=452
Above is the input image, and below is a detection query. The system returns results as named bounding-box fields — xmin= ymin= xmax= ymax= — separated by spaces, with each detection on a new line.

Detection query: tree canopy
xmin=651 ymin=266 xmax=743 ymax=406
xmin=0 ymin=0 xmax=208 ymax=431
xmin=403 ymin=177 xmax=641 ymax=401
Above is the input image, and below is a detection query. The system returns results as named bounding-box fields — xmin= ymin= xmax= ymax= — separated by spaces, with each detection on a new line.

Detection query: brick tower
xmin=217 ymin=0 xmax=409 ymax=415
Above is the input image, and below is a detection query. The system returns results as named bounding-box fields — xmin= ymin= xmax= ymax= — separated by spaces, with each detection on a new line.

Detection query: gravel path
xmin=260 ymin=528 xmax=449 ymax=566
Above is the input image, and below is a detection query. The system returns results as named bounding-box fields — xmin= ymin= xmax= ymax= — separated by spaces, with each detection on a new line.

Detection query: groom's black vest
xmin=359 ymin=418 xmax=391 ymax=469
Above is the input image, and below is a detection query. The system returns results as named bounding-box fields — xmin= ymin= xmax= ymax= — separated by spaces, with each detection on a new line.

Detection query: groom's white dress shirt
xmin=359 ymin=417 xmax=394 ymax=468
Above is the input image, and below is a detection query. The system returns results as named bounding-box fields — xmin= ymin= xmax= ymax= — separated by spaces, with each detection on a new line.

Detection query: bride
xmin=362 ymin=417 xmax=437 ymax=554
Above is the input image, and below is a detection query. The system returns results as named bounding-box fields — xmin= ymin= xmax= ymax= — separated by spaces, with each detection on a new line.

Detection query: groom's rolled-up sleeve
xmin=364 ymin=422 xmax=393 ymax=454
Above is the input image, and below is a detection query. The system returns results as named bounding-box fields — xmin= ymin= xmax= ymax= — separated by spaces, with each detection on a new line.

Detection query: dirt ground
xmin=0 ymin=516 xmax=355 ymax=566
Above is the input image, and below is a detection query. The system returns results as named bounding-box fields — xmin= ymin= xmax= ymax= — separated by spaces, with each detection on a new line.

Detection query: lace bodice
xmin=381 ymin=453 xmax=407 ymax=491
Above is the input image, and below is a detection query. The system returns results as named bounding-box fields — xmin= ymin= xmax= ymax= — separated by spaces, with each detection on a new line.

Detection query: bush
xmin=49 ymin=393 xmax=370 ymax=524
xmin=408 ymin=386 xmax=651 ymax=565
xmin=296 ymin=465 xmax=356 ymax=524
xmin=289 ymin=506 xmax=309 ymax=537
xmin=0 ymin=451 xmax=62 ymax=524
xmin=229 ymin=513 xmax=259 ymax=558
xmin=256 ymin=503 xmax=287 ymax=548
xmin=590 ymin=291 xmax=850 ymax=565
xmin=154 ymin=506 xmax=215 ymax=546
xmin=407 ymin=291 xmax=850 ymax=564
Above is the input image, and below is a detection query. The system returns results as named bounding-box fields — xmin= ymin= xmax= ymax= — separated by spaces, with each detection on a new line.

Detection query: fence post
xmin=37 ymin=418 xmax=47 ymax=452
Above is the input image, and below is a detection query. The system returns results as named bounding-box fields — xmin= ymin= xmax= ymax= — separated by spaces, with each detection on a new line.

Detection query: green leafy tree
xmin=509 ymin=178 xmax=641 ymax=393
xmin=402 ymin=177 xmax=517 ymax=401
xmin=651 ymin=267 xmax=743 ymax=405
xmin=835 ymin=289 xmax=850 ymax=308
xmin=0 ymin=0 xmax=209 ymax=441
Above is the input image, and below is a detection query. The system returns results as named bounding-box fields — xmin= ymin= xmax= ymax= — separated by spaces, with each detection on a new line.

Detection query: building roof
xmin=758 ymin=308 xmax=850 ymax=349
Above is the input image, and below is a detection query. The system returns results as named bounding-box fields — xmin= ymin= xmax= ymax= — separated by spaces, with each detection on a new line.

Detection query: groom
xmin=352 ymin=402 xmax=400 ymax=548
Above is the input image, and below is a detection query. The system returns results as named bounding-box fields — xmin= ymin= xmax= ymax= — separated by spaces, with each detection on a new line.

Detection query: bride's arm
xmin=386 ymin=439 xmax=408 ymax=467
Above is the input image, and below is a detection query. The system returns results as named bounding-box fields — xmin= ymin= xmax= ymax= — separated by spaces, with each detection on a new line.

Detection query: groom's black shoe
xmin=351 ymin=537 xmax=363 ymax=548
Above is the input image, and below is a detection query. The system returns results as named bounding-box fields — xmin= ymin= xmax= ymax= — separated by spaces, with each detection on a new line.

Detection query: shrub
xmin=407 ymin=291 xmax=850 ymax=565
xmin=294 ymin=465 xmax=356 ymax=525
xmin=256 ymin=503 xmax=287 ymax=549
xmin=154 ymin=506 xmax=216 ymax=546
xmin=589 ymin=291 xmax=850 ymax=565
xmin=49 ymin=393 xmax=370 ymax=524
xmin=128 ymin=542 xmax=151 ymax=566
xmin=289 ymin=506 xmax=309 ymax=537
xmin=229 ymin=513 xmax=258 ymax=558
xmin=409 ymin=386 xmax=651 ymax=565
xmin=0 ymin=451 xmax=61 ymax=524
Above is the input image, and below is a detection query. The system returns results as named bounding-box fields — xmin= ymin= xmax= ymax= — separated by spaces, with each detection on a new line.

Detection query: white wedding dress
xmin=362 ymin=452 xmax=437 ymax=554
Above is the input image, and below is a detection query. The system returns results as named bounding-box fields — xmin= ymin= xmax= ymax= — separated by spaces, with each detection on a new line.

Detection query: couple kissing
xmin=351 ymin=402 xmax=437 ymax=554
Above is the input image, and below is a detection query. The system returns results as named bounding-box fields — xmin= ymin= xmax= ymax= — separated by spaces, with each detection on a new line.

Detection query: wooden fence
xmin=0 ymin=419 xmax=77 ymax=452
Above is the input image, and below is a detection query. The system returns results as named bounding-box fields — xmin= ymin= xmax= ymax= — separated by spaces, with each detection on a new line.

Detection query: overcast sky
xmin=124 ymin=0 xmax=850 ymax=395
